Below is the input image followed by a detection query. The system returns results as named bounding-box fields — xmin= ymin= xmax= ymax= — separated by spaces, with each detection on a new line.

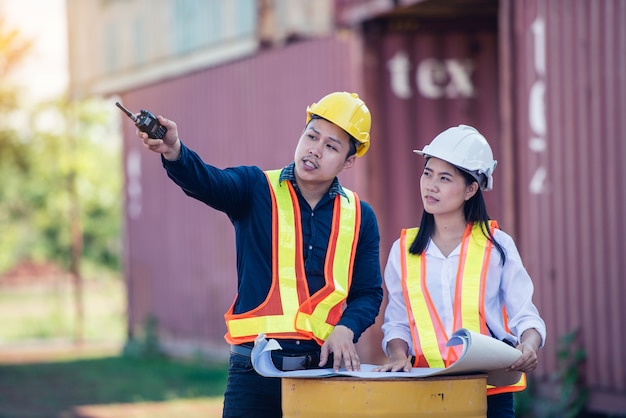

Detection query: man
xmin=135 ymin=92 xmax=383 ymax=417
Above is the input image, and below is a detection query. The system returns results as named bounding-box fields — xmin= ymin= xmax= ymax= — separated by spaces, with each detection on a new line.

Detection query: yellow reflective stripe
xmin=228 ymin=315 xmax=296 ymax=336
xmin=460 ymin=223 xmax=488 ymax=332
xmin=298 ymin=189 xmax=357 ymax=340
xmin=299 ymin=287 xmax=348 ymax=340
xmin=331 ymin=188 xmax=356 ymax=296
xmin=296 ymin=313 xmax=334 ymax=341
xmin=465 ymin=221 xmax=523 ymax=394
xmin=402 ymin=228 xmax=445 ymax=369
xmin=487 ymin=373 xmax=527 ymax=394
xmin=267 ymin=170 xmax=300 ymax=319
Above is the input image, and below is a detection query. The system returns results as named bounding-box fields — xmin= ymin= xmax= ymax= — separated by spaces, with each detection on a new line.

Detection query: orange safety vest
xmin=224 ymin=169 xmax=361 ymax=345
xmin=400 ymin=221 xmax=526 ymax=395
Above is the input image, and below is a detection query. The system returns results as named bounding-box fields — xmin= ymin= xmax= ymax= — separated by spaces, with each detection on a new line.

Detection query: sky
xmin=1 ymin=0 xmax=68 ymax=103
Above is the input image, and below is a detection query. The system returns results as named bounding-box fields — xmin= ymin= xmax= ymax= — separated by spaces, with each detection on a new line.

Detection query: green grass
xmin=0 ymin=275 xmax=229 ymax=418
xmin=0 ymin=278 xmax=125 ymax=343
xmin=0 ymin=355 xmax=228 ymax=418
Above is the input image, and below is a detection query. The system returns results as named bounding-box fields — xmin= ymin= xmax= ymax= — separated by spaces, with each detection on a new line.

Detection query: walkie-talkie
xmin=116 ymin=101 xmax=167 ymax=139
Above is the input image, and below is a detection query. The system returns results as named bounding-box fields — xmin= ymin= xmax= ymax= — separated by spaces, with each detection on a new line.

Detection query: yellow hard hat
xmin=306 ymin=92 xmax=371 ymax=157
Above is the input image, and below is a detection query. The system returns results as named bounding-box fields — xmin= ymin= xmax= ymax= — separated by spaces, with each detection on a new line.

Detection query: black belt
xmin=230 ymin=344 xmax=328 ymax=371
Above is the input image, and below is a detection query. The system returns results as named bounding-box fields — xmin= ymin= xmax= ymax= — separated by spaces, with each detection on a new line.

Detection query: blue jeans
xmin=222 ymin=352 xmax=282 ymax=418
xmin=487 ymin=392 xmax=515 ymax=418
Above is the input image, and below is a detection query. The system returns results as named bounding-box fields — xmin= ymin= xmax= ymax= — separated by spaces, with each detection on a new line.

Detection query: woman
xmin=375 ymin=125 xmax=546 ymax=417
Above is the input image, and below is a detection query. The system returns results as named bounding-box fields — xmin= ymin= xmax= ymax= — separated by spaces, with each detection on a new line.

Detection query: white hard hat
xmin=413 ymin=125 xmax=497 ymax=191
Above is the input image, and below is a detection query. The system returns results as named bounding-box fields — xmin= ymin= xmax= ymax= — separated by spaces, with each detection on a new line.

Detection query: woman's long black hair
xmin=409 ymin=163 xmax=507 ymax=265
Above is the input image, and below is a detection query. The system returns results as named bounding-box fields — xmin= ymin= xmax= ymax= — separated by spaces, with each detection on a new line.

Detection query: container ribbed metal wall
xmin=503 ymin=0 xmax=626 ymax=412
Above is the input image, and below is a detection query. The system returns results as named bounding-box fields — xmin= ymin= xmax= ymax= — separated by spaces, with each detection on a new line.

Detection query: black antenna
xmin=115 ymin=101 xmax=138 ymax=122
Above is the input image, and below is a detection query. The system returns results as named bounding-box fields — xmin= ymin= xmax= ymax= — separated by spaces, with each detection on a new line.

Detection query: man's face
xmin=293 ymin=118 xmax=355 ymax=186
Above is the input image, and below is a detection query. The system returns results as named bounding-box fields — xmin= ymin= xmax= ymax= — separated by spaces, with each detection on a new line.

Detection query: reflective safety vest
xmin=224 ymin=169 xmax=361 ymax=345
xmin=400 ymin=221 xmax=526 ymax=395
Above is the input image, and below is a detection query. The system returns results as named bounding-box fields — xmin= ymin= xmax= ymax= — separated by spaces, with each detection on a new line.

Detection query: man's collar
xmin=280 ymin=162 xmax=348 ymax=200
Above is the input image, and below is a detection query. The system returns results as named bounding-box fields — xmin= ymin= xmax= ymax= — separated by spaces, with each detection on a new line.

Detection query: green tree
xmin=0 ymin=98 xmax=122 ymax=271
xmin=0 ymin=17 xmax=122 ymax=276
xmin=0 ymin=12 xmax=123 ymax=345
xmin=0 ymin=16 xmax=37 ymax=271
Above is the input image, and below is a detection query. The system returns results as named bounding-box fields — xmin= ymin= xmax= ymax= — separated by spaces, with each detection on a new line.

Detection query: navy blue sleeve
xmin=336 ymin=200 xmax=383 ymax=342
xmin=161 ymin=141 xmax=262 ymax=218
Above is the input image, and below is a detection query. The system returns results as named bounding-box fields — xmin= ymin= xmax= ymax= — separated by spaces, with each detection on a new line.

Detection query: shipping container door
xmin=362 ymin=11 xmax=502 ymax=255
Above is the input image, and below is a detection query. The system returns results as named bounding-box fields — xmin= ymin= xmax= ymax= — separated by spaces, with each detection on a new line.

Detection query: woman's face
xmin=420 ymin=157 xmax=478 ymax=216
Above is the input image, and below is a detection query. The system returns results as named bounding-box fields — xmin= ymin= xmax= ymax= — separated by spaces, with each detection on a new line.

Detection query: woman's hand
xmin=372 ymin=338 xmax=412 ymax=372
xmin=372 ymin=356 xmax=413 ymax=372
xmin=506 ymin=328 xmax=541 ymax=373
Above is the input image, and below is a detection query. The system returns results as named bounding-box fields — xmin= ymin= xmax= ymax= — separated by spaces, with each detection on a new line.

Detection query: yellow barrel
xmin=282 ymin=374 xmax=487 ymax=418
